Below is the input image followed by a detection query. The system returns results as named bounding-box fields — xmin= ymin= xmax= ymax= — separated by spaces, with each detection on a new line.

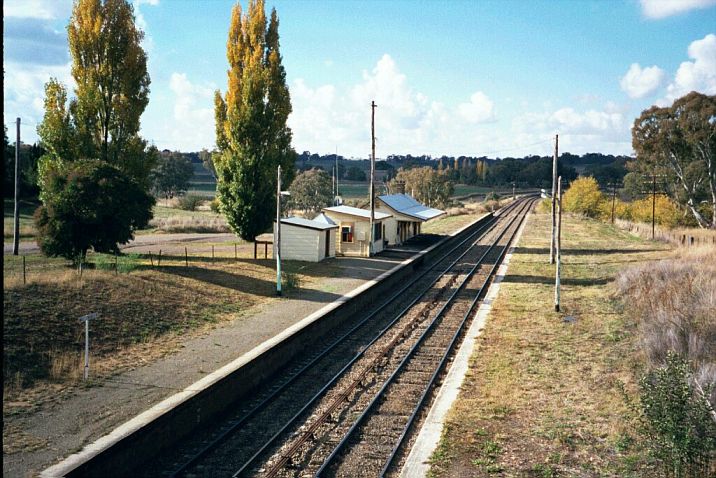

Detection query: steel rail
xmin=377 ymin=198 xmax=535 ymax=477
xmin=315 ymin=198 xmax=533 ymax=477
xmin=229 ymin=200 xmax=527 ymax=478
xmin=169 ymin=201 xmax=521 ymax=477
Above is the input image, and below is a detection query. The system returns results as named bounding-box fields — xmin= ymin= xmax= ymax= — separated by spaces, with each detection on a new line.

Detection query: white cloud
xmin=458 ymin=91 xmax=496 ymax=123
xmin=288 ymin=54 xmax=504 ymax=157
xmin=662 ymin=33 xmax=716 ymax=103
xmin=640 ymin=0 xmax=716 ymax=19
xmin=149 ymin=73 xmax=215 ymax=151
xmin=3 ymin=0 xmax=72 ymax=20
xmin=512 ymin=105 xmax=630 ymax=155
xmin=620 ymin=63 xmax=665 ymax=98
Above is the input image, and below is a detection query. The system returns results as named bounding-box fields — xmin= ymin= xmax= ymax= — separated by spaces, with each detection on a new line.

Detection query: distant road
xmin=3 ymin=232 xmax=240 ymax=255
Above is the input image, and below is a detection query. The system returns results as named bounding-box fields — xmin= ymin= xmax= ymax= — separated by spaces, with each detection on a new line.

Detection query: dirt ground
xmin=2 ymin=249 xmax=409 ymax=478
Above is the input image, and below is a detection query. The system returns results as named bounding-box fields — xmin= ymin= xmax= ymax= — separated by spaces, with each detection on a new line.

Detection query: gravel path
xmin=2 ymin=254 xmax=408 ymax=478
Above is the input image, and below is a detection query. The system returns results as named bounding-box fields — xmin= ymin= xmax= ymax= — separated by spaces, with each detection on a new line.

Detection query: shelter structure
xmin=272 ymin=215 xmax=338 ymax=262
xmin=322 ymin=205 xmax=391 ymax=257
xmin=376 ymin=193 xmax=446 ymax=245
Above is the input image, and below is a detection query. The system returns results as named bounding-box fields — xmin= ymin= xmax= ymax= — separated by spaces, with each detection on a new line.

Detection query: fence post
xmin=185 ymin=247 xmax=188 ymax=267
xmin=22 ymin=255 xmax=26 ymax=285
xmin=158 ymin=250 xmax=162 ymax=267
xmin=149 ymin=251 xmax=154 ymax=267
xmin=212 ymin=245 xmax=215 ymax=261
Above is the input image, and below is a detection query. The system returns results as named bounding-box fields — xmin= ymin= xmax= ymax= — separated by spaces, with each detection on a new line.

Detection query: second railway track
xmin=145 ymin=196 xmax=535 ymax=478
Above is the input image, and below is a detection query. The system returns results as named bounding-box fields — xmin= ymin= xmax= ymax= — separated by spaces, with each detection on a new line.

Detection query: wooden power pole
xmin=554 ymin=176 xmax=562 ymax=312
xmin=550 ymin=134 xmax=558 ymax=264
xmin=13 ymin=117 xmax=21 ymax=256
xmin=369 ymin=101 xmax=376 ymax=257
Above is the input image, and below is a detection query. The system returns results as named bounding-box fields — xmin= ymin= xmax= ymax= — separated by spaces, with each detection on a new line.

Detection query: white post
xmin=550 ymin=134 xmax=558 ymax=264
xmin=79 ymin=313 xmax=98 ymax=380
xmin=84 ymin=320 xmax=89 ymax=380
xmin=276 ymin=165 xmax=282 ymax=296
xmin=554 ymin=176 xmax=562 ymax=313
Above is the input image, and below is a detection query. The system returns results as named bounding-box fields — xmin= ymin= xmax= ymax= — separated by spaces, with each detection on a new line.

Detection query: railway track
xmin=144 ymin=197 xmax=534 ymax=478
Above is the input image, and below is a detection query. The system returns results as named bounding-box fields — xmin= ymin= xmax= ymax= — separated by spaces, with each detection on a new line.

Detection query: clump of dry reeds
xmin=615 ymin=246 xmax=716 ymax=403
xmin=149 ymin=216 xmax=230 ymax=233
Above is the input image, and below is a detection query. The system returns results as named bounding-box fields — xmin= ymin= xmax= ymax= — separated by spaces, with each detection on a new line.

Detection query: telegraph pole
xmin=276 ymin=165 xmax=282 ymax=296
xmin=554 ymin=176 xmax=562 ymax=312
xmin=369 ymin=101 xmax=376 ymax=257
xmin=651 ymin=173 xmax=656 ymax=240
xmin=550 ymin=134 xmax=558 ymax=264
xmin=610 ymin=182 xmax=617 ymax=224
xmin=13 ymin=118 xmax=21 ymax=255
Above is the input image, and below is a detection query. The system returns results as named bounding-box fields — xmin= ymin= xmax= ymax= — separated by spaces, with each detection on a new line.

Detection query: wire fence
xmin=615 ymin=219 xmax=716 ymax=248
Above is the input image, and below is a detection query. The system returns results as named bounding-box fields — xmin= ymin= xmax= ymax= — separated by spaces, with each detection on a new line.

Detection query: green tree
xmin=390 ymin=166 xmax=453 ymax=208
xmin=632 ymin=92 xmax=715 ymax=228
xmin=213 ymin=0 xmax=296 ymax=240
xmin=150 ymin=150 xmax=194 ymax=200
xmin=288 ymin=168 xmax=333 ymax=214
xmin=34 ymin=160 xmax=154 ymax=260
xmin=345 ymin=166 xmax=367 ymax=181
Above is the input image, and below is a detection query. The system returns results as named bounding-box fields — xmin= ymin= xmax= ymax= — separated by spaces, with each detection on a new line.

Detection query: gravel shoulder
xmin=3 ymin=253 xmax=408 ymax=478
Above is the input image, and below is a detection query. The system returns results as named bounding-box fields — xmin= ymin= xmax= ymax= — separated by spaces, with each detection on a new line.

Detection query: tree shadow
xmin=157 ymin=265 xmax=343 ymax=302
xmin=501 ymin=274 xmax=611 ymax=286
xmin=512 ymin=247 xmax=662 ymax=255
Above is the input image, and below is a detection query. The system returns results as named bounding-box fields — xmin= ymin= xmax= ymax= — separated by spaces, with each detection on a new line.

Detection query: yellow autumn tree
xmin=213 ymin=0 xmax=296 ymax=240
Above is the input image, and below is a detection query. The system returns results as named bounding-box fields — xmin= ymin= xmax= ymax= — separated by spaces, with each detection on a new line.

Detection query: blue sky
xmin=4 ymin=0 xmax=716 ymax=158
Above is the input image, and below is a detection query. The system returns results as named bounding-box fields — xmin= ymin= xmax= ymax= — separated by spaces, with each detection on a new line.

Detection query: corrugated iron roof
xmin=377 ymin=194 xmax=446 ymax=221
xmin=312 ymin=212 xmax=337 ymax=226
xmin=323 ymin=205 xmax=392 ymax=220
xmin=279 ymin=216 xmax=338 ymax=230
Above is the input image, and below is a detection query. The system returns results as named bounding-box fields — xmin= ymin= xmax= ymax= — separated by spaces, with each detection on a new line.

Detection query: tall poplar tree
xmin=214 ymin=0 xmax=296 ymax=241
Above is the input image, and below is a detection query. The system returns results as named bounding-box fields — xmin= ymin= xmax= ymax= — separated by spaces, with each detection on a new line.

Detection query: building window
xmin=341 ymin=223 xmax=354 ymax=243
xmin=374 ymin=222 xmax=382 ymax=241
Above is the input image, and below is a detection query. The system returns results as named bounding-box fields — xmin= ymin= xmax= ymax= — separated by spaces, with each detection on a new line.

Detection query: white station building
xmin=322 ymin=205 xmax=392 ymax=257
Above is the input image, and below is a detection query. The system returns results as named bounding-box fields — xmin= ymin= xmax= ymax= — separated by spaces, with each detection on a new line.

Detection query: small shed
xmin=376 ymin=194 xmax=446 ymax=245
xmin=322 ymin=205 xmax=392 ymax=257
xmin=273 ymin=215 xmax=338 ymax=262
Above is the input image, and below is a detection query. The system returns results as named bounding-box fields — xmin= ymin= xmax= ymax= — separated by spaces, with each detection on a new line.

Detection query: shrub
xmin=484 ymin=191 xmax=500 ymax=202
xmin=177 ymin=194 xmax=206 ymax=211
xmin=562 ymin=176 xmax=605 ymax=218
xmin=35 ymin=159 xmax=154 ymax=260
xmin=209 ymin=197 xmax=221 ymax=213
xmin=638 ymin=352 xmax=716 ymax=477
xmin=629 ymin=194 xmax=682 ymax=228
xmin=598 ymin=198 xmax=632 ymax=222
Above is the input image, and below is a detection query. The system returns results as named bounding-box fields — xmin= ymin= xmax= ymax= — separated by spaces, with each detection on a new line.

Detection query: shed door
xmin=325 ymin=230 xmax=330 ymax=258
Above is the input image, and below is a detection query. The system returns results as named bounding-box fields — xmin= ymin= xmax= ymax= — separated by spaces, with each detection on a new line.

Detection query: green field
xmin=3 ymin=199 xmax=39 ymax=241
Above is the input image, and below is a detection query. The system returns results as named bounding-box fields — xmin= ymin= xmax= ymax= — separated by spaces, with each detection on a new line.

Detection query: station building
xmin=322 ymin=205 xmax=392 ymax=257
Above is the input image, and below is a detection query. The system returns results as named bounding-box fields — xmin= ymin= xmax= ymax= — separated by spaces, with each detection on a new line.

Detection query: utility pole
xmin=335 ymin=146 xmax=339 ymax=205
xmin=550 ymin=134 xmax=558 ymax=264
xmin=13 ymin=117 xmax=21 ymax=256
xmin=610 ymin=182 xmax=617 ymax=224
xmin=369 ymin=101 xmax=376 ymax=257
xmin=554 ymin=176 xmax=562 ymax=313
xmin=651 ymin=172 xmax=656 ymax=240
xmin=276 ymin=165 xmax=282 ymax=296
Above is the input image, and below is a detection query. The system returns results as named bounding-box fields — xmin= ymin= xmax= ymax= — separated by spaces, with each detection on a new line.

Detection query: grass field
xmin=2 ymin=245 xmax=334 ymax=411
xmin=3 ymin=199 xmax=39 ymax=241
xmin=428 ymin=210 xmax=673 ymax=477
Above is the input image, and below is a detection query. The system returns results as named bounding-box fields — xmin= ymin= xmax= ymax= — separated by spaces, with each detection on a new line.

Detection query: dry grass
xmin=615 ymin=246 xmax=716 ymax=405
xmin=428 ymin=211 xmax=672 ymax=477
xmin=148 ymin=215 xmax=230 ymax=233
xmin=2 ymin=250 xmax=315 ymax=411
